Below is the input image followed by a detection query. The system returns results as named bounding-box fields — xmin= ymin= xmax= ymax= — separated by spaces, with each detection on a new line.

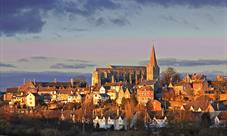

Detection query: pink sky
xmin=1 ymin=36 xmax=226 ymax=62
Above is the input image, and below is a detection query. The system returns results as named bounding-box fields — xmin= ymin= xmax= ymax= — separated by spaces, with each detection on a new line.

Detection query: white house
xmin=93 ymin=116 xmax=107 ymax=129
xmin=99 ymin=86 xmax=106 ymax=94
xmin=51 ymin=91 xmax=57 ymax=101
xmin=67 ymin=94 xmax=82 ymax=103
xmin=93 ymin=93 xmax=102 ymax=105
xmin=212 ymin=114 xmax=227 ymax=128
xmin=107 ymin=117 xmax=115 ymax=128
xmin=190 ymin=106 xmax=195 ymax=111
xmin=93 ymin=92 xmax=110 ymax=105
xmin=26 ymin=92 xmax=38 ymax=108
xmin=99 ymin=117 xmax=107 ymax=129
xmin=107 ymin=89 xmax=117 ymax=100
xmin=114 ymin=116 xmax=124 ymax=130
xmin=110 ymin=84 xmax=122 ymax=93
xmin=93 ymin=116 xmax=125 ymax=130
xmin=180 ymin=105 xmax=185 ymax=111
xmin=93 ymin=116 xmax=100 ymax=128
xmin=150 ymin=116 xmax=168 ymax=128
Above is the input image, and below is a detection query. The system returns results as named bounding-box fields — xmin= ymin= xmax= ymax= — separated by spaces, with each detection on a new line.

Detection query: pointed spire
xmin=150 ymin=45 xmax=157 ymax=66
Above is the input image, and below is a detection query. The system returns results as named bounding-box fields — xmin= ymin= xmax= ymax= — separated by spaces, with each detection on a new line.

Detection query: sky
xmin=0 ymin=0 xmax=227 ymax=87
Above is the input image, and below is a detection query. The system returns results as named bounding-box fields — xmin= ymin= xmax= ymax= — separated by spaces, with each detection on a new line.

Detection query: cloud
xmin=66 ymin=59 xmax=90 ymax=63
xmin=17 ymin=56 xmax=91 ymax=63
xmin=63 ymin=27 xmax=88 ymax=32
xmin=50 ymin=63 xmax=96 ymax=69
xmin=0 ymin=0 xmax=121 ymax=36
xmin=91 ymin=16 xmax=129 ymax=27
xmin=17 ymin=56 xmax=53 ymax=63
xmin=17 ymin=58 xmax=29 ymax=62
xmin=136 ymin=0 xmax=227 ymax=8
xmin=0 ymin=63 xmax=16 ymax=68
xmin=160 ymin=15 xmax=200 ymax=30
xmin=94 ymin=17 xmax=106 ymax=26
xmin=110 ymin=17 xmax=130 ymax=26
xmin=32 ymin=36 xmax=41 ymax=39
xmin=0 ymin=0 xmax=55 ymax=36
xmin=61 ymin=0 xmax=120 ymax=16
xmin=161 ymin=15 xmax=178 ymax=23
xmin=30 ymin=56 xmax=50 ymax=60
xmin=2 ymin=0 xmax=224 ymax=36
xmin=139 ymin=58 xmax=227 ymax=67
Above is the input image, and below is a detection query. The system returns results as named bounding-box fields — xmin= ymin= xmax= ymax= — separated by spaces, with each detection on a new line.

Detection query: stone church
xmin=92 ymin=46 xmax=160 ymax=86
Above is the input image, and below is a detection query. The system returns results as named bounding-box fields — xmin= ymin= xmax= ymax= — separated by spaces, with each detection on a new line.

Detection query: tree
xmin=201 ymin=113 xmax=211 ymax=128
xmin=124 ymin=95 xmax=137 ymax=120
xmin=81 ymin=94 xmax=93 ymax=121
xmin=161 ymin=67 xmax=181 ymax=86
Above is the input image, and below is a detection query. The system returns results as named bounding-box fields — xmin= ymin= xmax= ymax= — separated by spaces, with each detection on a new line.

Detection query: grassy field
xmin=0 ymin=115 xmax=226 ymax=136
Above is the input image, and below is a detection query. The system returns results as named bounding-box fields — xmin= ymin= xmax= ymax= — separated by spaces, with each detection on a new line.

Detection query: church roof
xmin=109 ymin=65 xmax=146 ymax=69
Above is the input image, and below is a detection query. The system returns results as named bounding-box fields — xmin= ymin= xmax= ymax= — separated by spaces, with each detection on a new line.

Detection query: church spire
xmin=150 ymin=45 xmax=157 ymax=66
xmin=146 ymin=44 xmax=160 ymax=81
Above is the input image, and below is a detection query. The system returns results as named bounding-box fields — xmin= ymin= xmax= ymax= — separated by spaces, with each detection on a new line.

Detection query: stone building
xmin=136 ymin=86 xmax=154 ymax=104
xmin=92 ymin=46 xmax=160 ymax=86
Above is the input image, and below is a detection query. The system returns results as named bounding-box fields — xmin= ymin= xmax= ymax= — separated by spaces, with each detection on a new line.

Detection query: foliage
xmin=0 ymin=119 xmax=10 ymax=134
xmin=40 ymin=128 xmax=61 ymax=136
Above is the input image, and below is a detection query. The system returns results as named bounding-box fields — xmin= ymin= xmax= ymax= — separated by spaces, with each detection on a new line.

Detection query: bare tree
xmin=161 ymin=67 xmax=181 ymax=86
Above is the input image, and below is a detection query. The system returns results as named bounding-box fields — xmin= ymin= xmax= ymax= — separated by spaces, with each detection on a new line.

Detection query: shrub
xmin=0 ymin=119 xmax=10 ymax=134
xmin=40 ymin=128 xmax=61 ymax=136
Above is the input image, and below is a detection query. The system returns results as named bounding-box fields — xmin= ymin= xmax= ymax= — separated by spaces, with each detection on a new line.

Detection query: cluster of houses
xmin=3 ymin=79 xmax=88 ymax=108
xmin=3 ymin=79 xmax=157 ymax=108
xmin=92 ymin=115 xmax=169 ymax=130
xmin=162 ymin=74 xmax=227 ymax=112
xmin=1 ymin=74 xmax=227 ymax=129
xmin=92 ymin=82 xmax=155 ymax=106
xmin=93 ymin=116 xmax=125 ymax=130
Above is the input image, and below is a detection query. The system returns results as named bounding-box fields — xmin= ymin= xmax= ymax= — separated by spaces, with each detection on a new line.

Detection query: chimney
xmin=117 ymin=107 xmax=119 ymax=117
xmin=23 ymin=78 xmax=26 ymax=84
xmin=112 ymin=75 xmax=115 ymax=83
xmin=70 ymin=78 xmax=74 ymax=87
xmin=33 ymin=79 xmax=36 ymax=85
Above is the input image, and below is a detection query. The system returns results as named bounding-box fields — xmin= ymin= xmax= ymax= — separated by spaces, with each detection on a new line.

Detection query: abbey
xmin=91 ymin=46 xmax=160 ymax=86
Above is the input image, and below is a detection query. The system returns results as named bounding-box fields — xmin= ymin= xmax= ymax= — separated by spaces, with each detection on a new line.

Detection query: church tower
xmin=146 ymin=46 xmax=160 ymax=81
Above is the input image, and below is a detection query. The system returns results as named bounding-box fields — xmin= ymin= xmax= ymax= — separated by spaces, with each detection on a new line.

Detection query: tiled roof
xmin=184 ymin=95 xmax=212 ymax=111
xmin=109 ymin=65 xmax=146 ymax=69
xmin=35 ymin=82 xmax=71 ymax=88
xmin=38 ymin=87 xmax=55 ymax=92
xmin=217 ymin=111 xmax=227 ymax=120
xmin=58 ymin=88 xmax=75 ymax=94
xmin=5 ymin=87 xmax=18 ymax=93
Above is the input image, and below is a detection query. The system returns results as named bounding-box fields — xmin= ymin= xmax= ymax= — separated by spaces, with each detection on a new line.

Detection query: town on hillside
xmin=0 ymin=46 xmax=227 ymax=132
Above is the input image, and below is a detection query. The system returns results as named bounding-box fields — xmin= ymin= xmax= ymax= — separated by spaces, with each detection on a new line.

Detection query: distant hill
xmin=0 ymin=71 xmax=91 ymax=92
